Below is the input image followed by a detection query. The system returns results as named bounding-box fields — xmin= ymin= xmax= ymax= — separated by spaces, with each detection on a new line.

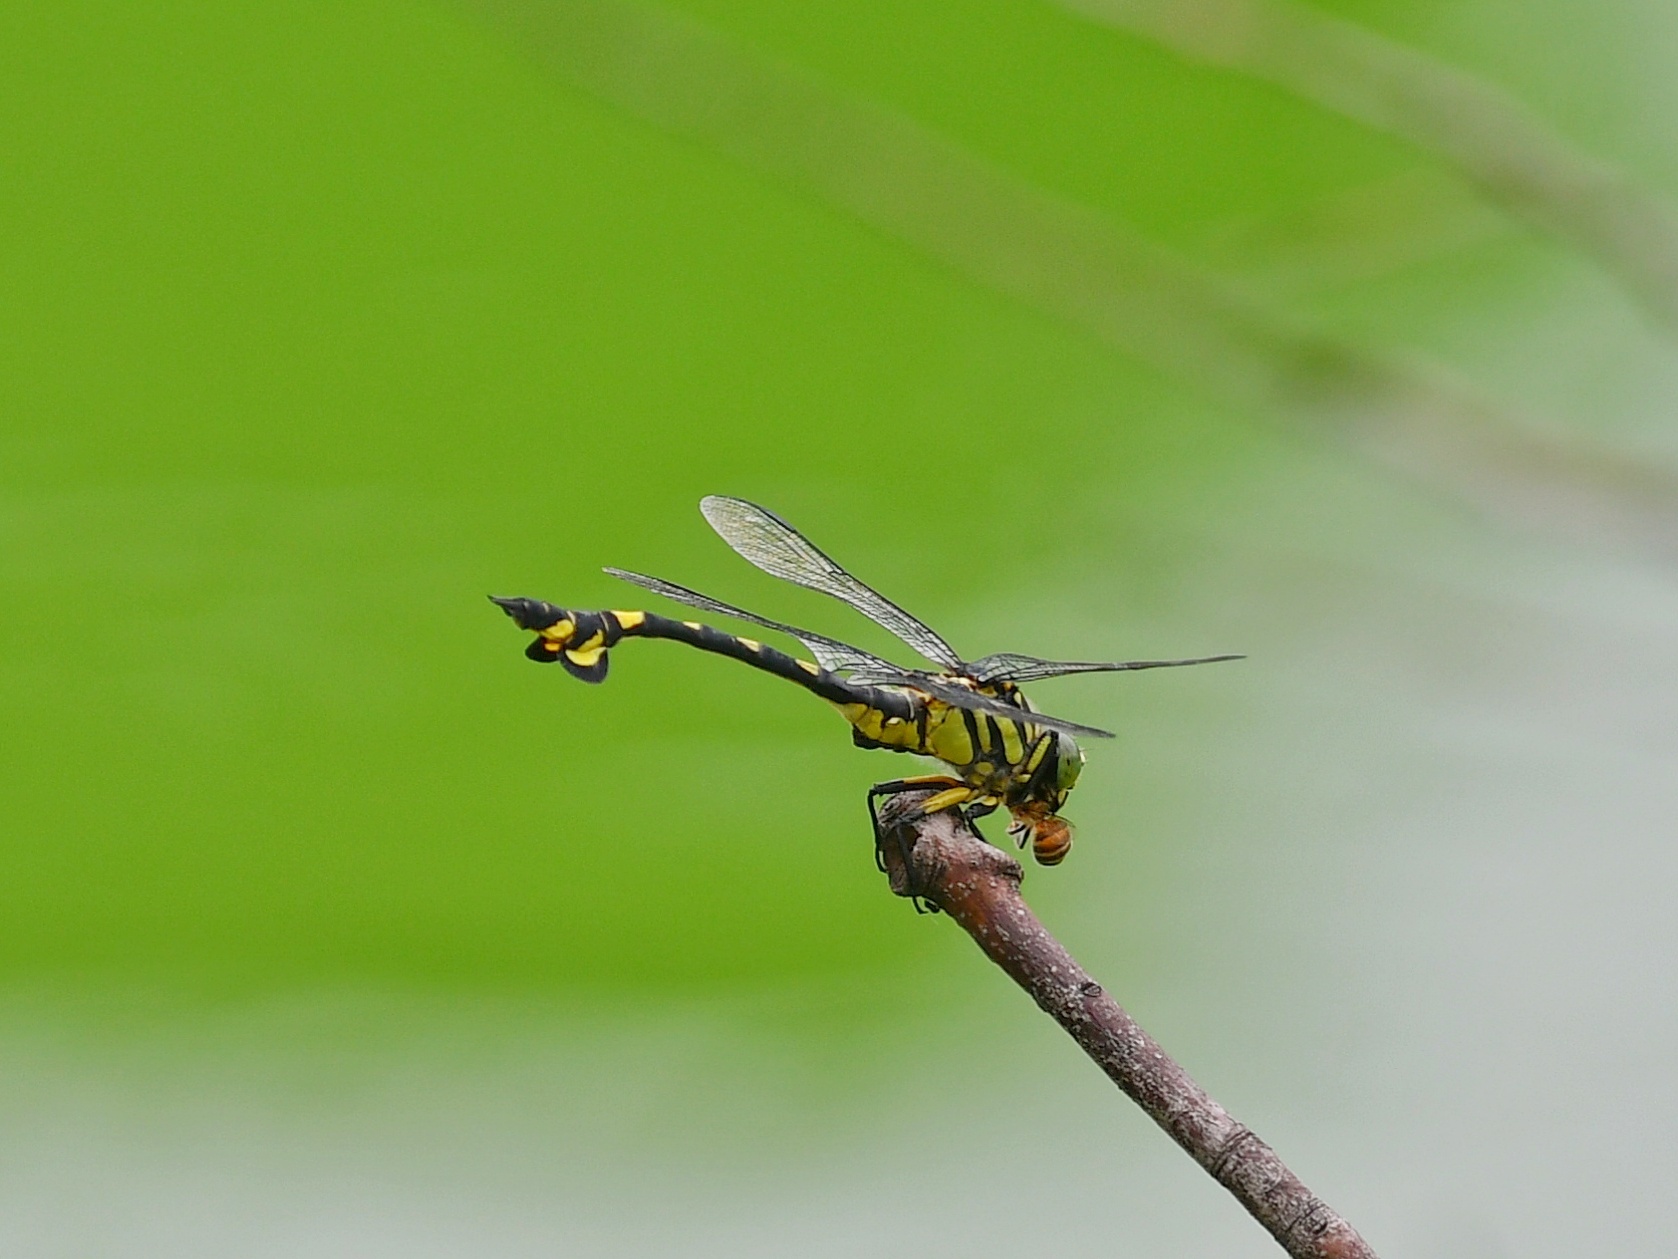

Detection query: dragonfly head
xmin=1006 ymin=732 xmax=1086 ymax=866
xmin=1022 ymin=730 xmax=1084 ymax=811
xmin=1053 ymin=733 xmax=1086 ymax=798
xmin=490 ymin=597 xmax=610 ymax=683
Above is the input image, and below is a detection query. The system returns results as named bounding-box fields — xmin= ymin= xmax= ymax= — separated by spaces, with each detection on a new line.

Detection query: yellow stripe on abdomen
xmin=924 ymin=706 xmax=975 ymax=768
xmin=998 ymin=718 xmax=1025 ymax=766
xmin=1023 ymin=735 xmax=1052 ymax=774
xmin=838 ymin=702 xmax=923 ymax=750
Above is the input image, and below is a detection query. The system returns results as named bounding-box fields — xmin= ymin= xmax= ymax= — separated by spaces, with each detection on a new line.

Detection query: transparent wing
xmin=968 ymin=651 xmax=1246 ymax=685
xmin=859 ymin=670 xmax=1114 ymax=740
xmin=700 ymin=496 xmax=964 ymax=671
xmin=604 ymin=567 xmax=900 ymax=677
xmin=607 ymin=567 xmax=1110 ymax=737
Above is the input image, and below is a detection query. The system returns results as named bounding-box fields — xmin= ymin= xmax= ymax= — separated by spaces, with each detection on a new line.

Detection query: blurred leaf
xmin=463 ymin=0 xmax=1678 ymax=557
xmin=1058 ymin=0 xmax=1678 ymax=332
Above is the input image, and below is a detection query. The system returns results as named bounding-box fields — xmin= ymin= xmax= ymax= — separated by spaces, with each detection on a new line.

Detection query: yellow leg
xmin=919 ymin=785 xmax=978 ymax=814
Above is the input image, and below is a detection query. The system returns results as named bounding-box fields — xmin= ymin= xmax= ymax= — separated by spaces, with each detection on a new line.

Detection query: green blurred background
xmin=4 ymin=1 xmax=1677 ymax=1254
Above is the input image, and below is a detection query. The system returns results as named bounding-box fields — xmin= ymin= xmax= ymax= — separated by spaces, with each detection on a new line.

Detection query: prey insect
xmin=493 ymin=496 xmax=1240 ymax=902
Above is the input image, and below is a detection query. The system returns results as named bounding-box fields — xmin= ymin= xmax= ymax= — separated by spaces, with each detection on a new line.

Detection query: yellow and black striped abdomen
xmin=492 ymin=597 xmax=916 ymax=721
xmin=837 ymin=699 xmax=927 ymax=755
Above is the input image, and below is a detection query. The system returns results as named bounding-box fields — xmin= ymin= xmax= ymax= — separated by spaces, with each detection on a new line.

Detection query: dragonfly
xmin=493 ymin=496 xmax=1240 ymax=882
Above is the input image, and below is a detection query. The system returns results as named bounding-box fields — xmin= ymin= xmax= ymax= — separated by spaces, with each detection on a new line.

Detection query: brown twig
xmin=876 ymin=789 xmax=1377 ymax=1259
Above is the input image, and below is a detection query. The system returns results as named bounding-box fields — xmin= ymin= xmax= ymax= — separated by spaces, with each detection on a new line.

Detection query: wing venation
xmin=909 ymin=673 xmax=1114 ymax=739
xmin=604 ymin=567 xmax=897 ymax=677
xmin=699 ymin=496 xmax=964 ymax=671
xmin=968 ymin=651 xmax=1245 ymax=685
xmin=837 ymin=669 xmax=1112 ymax=739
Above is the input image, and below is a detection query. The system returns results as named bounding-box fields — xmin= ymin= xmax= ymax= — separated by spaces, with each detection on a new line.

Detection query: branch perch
xmin=876 ymin=789 xmax=1376 ymax=1259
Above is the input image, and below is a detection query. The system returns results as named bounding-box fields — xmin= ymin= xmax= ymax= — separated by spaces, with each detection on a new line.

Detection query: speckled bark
xmin=876 ymin=791 xmax=1376 ymax=1259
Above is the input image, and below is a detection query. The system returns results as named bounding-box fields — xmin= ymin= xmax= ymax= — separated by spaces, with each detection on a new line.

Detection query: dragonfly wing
xmin=603 ymin=567 xmax=899 ymax=676
xmin=699 ymin=496 xmax=965 ymax=672
xmin=904 ymin=672 xmax=1115 ymax=740
xmin=968 ymin=651 xmax=1245 ymax=685
xmin=607 ymin=567 xmax=1109 ymax=736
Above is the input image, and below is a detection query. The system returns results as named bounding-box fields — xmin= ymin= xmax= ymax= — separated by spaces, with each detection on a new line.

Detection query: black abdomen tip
xmin=490 ymin=595 xmax=567 ymax=631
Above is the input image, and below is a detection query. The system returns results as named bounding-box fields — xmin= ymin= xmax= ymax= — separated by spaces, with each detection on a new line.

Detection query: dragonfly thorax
xmin=844 ymin=687 xmax=1081 ymax=816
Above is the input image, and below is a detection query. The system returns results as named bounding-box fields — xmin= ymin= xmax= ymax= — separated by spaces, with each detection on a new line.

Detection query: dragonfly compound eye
xmin=1055 ymin=735 xmax=1086 ymax=794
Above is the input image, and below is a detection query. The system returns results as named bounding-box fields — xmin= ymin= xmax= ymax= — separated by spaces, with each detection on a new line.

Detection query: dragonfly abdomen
xmin=491 ymin=597 xmax=915 ymax=720
xmin=629 ymin=612 xmax=890 ymax=708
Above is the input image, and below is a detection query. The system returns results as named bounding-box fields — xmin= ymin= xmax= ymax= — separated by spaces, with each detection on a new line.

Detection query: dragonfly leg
xmin=867 ymin=776 xmax=967 ymax=913
xmin=963 ymin=797 xmax=1001 ymax=846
